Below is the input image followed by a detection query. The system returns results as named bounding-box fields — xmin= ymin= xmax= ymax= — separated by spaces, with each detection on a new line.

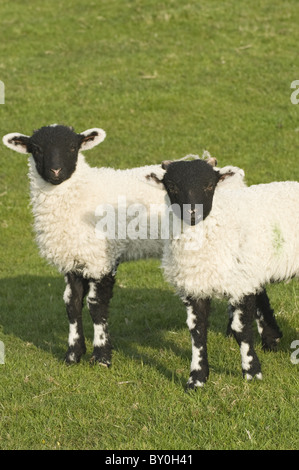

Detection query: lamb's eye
xmin=70 ymin=146 xmax=76 ymax=152
xmin=33 ymin=145 xmax=42 ymax=155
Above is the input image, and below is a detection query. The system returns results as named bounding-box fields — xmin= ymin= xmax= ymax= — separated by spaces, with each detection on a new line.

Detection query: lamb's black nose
xmin=51 ymin=168 xmax=62 ymax=177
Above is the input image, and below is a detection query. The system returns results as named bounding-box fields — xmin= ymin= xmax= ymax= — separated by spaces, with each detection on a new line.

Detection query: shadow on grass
xmin=0 ymin=275 xmax=296 ymax=384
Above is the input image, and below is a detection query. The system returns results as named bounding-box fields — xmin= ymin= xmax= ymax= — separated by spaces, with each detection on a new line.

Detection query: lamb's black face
xmin=28 ymin=125 xmax=82 ymax=185
xmin=162 ymin=160 xmax=220 ymax=225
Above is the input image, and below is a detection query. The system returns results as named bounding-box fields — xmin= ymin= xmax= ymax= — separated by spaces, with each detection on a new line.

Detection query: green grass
xmin=0 ymin=0 xmax=299 ymax=450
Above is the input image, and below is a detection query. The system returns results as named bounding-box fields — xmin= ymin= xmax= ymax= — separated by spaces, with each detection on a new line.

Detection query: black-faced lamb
xmin=148 ymin=159 xmax=295 ymax=388
xmin=3 ymin=125 xmax=167 ymax=366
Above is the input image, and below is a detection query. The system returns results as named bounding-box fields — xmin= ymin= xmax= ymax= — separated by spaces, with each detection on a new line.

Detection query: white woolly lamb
xmin=148 ymin=159 xmax=296 ymax=388
xmin=3 ymin=125 xmax=166 ymax=365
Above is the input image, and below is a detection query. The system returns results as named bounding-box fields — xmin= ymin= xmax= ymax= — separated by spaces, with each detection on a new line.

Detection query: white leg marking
xmin=63 ymin=283 xmax=72 ymax=305
xmin=68 ymin=352 xmax=76 ymax=363
xmin=231 ymin=309 xmax=243 ymax=333
xmin=68 ymin=322 xmax=79 ymax=346
xmin=194 ymin=380 xmax=205 ymax=388
xmin=245 ymin=373 xmax=263 ymax=381
xmin=190 ymin=338 xmax=203 ymax=372
xmin=187 ymin=377 xmax=205 ymax=388
xmin=186 ymin=305 xmax=196 ymax=330
xmin=240 ymin=341 xmax=253 ymax=371
xmin=93 ymin=324 xmax=107 ymax=347
xmin=87 ymin=281 xmax=98 ymax=305
xmin=256 ymin=310 xmax=264 ymax=335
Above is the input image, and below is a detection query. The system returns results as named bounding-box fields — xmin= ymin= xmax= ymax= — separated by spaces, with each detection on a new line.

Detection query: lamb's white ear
xmin=217 ymin=166 xmax=245 ymax=181
xmin=161 ymin=160 xmax=172 ymax=170
xmin=79 ymin=128 xmax=106 ymax=151
xmin=2 ymin=133 xmax=31 ymax=154
xmin=206 ymin=157 xmax=217 ymax=167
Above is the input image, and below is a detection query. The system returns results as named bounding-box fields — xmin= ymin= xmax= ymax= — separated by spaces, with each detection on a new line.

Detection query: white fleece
xmin=29 ymin=153 xmax=165 ymax=278
xmin=162 ymin=181 xmax=299 ymax=303
xmin=28 ymin=152 xmax=247 ymax=280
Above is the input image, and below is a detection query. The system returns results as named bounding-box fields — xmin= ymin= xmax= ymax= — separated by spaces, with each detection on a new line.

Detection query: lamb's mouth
xmin=184 ymin=212 xmax=202 ymax=226
xmin=45 ymin=177 xmax=63 ymax=185
xmin=46 ymin=174 xmax=67 ymax=185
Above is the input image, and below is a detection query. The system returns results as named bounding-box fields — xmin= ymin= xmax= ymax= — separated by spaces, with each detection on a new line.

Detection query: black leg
xmin=64 ymin=272 xmax=89 ymax=364
xmin=184 ymin=297 xmax=210 ymax=389
xmin=226 ymin=304 xmax=234 ymax=337
xmin=226 ymin=288 xmax=282 ymax=351
xmin=87 ymin=271 xmax=116 ymax=367
xmin=255 ymin=289 xmax=282 ymax=351
xmin=230 ymin=294 xmax=262 ymax=380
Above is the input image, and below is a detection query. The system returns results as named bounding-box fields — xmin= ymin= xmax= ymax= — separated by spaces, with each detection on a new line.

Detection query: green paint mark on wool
xmin=272 ymin=225 xmax=285 ymax=255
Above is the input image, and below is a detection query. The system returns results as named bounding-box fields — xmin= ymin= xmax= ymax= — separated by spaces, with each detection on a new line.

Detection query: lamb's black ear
xmin=78 ymin=128 xmax=106 ymax=150
xmin=2 ymin=133 xmax=31 ymax=154
xmin=213 ymin=169 xmax=222 ymax=183
xmin=145 ymin=172 xmax=165 ymax=189
xmin=217 ymin=169 xmax=241 ymax=182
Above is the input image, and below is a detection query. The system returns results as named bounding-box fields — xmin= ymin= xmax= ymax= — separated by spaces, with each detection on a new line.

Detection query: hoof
xmin=186 ymin=379 xmax=205 ymax=391
xmin=65 ymin=351 xmax=81 ymax=364
xmin=186 ymin=371 xmax=207 ymax=390
xmin=245 ymin=372 xmax=263 ymax=381
xmin=89 ymin=345 xmax=112 ymax=368
xmin=89 ymin=355 xmax=111 ymax=368
xmin=262 ymin=336 xmax=281 ymax=352
xmin=64 ymin=344 xmax=86 ymax=364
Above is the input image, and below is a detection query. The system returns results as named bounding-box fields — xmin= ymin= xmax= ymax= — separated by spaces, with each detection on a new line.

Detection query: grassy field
xmin=0 ymin=0 xmax=298 ymax=450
